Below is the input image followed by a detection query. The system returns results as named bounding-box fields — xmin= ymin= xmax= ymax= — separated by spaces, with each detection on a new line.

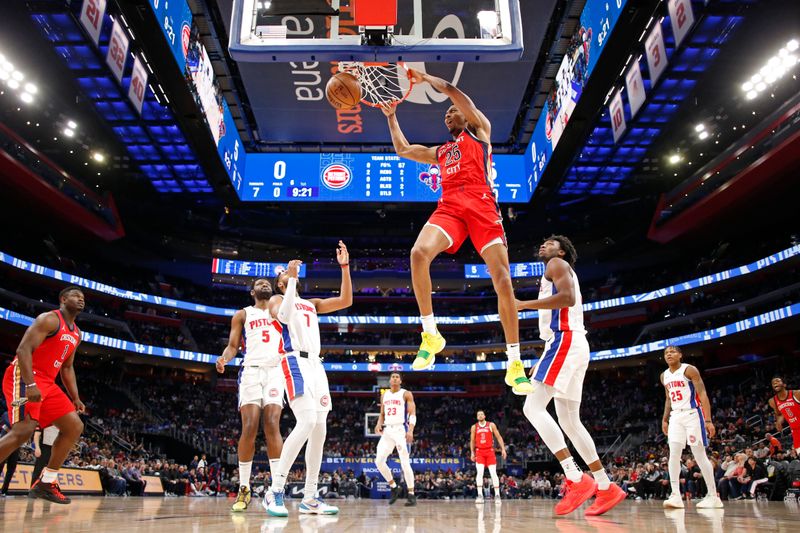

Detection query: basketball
xmin=326 ymin=72 xmax=362 ymax=109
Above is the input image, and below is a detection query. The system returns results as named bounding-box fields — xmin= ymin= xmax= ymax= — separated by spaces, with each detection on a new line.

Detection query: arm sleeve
xmin=277 ymin=277 xmax=298 ymax=323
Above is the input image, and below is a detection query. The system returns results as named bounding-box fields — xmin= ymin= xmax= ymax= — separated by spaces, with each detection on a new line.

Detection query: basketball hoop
xmin=337 ymin=61 xmax=414 ymax=108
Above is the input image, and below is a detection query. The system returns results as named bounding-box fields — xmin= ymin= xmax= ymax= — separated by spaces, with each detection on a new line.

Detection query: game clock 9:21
xmin=286 ymin=186 xmax=319 ymax=198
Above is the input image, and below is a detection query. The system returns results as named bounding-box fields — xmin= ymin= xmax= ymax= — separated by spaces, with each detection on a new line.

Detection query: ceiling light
xmin=746 ymin=90 xmax=757 ymax=99
xmin=67 ymin=120 xmax=77 ymax=129
xmin=741 ymin=81 xmax=753 ymax=91
xmin=23 ymin=82 xmax=37 ymax=94
xmin=63 ymin=128 xmax=74 ymax=137
xmin=788 ymin=39 xmax=798 ymax=52
xmin=92 ymin=152 xmax=105 ymax=162
xmin=7 ymin=79 xmax=19 ymax=89
xmin=694 ymin=123 xmax=705 ymax=132
xmin=11 ymin=70 xmax=23 ymax=81
xmin=698 ymin=131 xmax=708 ymax=140
xmin=668 ymin=154 xmax=681 ymax=165
xmin=20 ymin=92 xmax=33 ymax=103
xmin=756 ymin=82 xmax=767 ymax=91
xmin=0 ymin=70 xmax=8 ymax=81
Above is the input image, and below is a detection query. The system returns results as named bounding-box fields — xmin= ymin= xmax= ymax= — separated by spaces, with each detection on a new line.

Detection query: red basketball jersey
xmin=14 ymin=310 xmax=81 ymax=383
xmin=475 ymin=421 xmax=494 ymax=450
xmin=775 ymin=391 xmax=800 ymax=427
xmin=436 ymin=129 xmax=493 ymax=195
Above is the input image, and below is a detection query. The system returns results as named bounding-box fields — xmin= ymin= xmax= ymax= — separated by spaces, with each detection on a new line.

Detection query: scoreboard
xmin=465 ymin=262 xmax=545 ymax=279
xmin=211 ymin=258 xmax=306 ymax=278
xmin=241 ymin=153 xmax=530 ymax=203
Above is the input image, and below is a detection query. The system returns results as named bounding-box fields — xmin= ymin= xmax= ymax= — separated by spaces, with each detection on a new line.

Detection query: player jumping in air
xmin=216 ymin=278 xmax=286 ymax=512
xmin=516 ymin=236 xmax=624 ymax=516
xmin=381 ymin=70 xmax=532 ymax=395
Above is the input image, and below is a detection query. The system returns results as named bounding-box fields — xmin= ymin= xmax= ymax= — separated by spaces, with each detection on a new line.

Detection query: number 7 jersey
xmin=277 ymin=296 xmax=321 ymax=361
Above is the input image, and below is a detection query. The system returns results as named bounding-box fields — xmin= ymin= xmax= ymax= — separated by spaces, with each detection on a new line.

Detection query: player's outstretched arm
xmin=380 ymin=103 xmax=438 ymax=164
xmin=313 ymin=241 xmax=353 ymax=314
xmin=685 ymin=365 xmax=715 ymax=438
xmin=60 ymin=349 xmax=85 ymax=413
xmin=15 ymin=312 xmax=60 ymax=402
xmin=216 ymin=310 xmax=245 ymax=373
xmin=515 ymin=258 xmax=575 ymax=311
xmin=408 ymin=69 xmax=491 ymax=141
xmin=277 ymin=260 xmax=303 ymax=322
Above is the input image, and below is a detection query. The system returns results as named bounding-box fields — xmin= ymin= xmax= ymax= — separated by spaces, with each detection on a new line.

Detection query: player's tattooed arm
xmin=407 ymin=69 xmax=491 ymax=141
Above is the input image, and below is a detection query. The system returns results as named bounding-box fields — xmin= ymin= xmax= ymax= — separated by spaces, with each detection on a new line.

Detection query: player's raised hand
xmin=406 ymin=68 xmax=426 ymax=85
xmin=215 ymin=355 xmax=227 ymax=374
xmin=379 ymin=102 xmax=397 ymax=118
xmin=286 ymin=259 xmax=302 ymax=278
xmin=336 ymin=240 xmax=349 ymax=266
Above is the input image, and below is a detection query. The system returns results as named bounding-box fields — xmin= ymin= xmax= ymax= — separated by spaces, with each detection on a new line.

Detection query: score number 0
xmin=250 ymin=160 xmax=286 ymax=198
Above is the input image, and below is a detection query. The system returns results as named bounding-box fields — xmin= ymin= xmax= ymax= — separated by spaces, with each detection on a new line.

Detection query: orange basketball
xmin=326 ymin=72 xmax=362 ymax=109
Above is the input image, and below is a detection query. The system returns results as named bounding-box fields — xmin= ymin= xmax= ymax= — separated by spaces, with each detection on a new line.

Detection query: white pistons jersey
xmin=663 ymin=364 xmax=700 ymax=411
xmin=242 ymin=306 xmax=284 ymax=367
xmin=382 ymin=388 xmax=407 ymax=426
xmin=279 ymin=296 xmax=321 ymax=360
xmin=538 ymin=267 xmax=586 ymax=341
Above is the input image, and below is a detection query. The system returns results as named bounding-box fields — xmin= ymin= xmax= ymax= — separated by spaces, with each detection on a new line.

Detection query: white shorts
xmin=668 ymin=408 xmax=708 ymax=447
xmin=530 ymin=331 xmax=589 ymax=402
xmin=238 ymin=365 xmax=285 ymax=409
xmin=378 ymin=424 xmax=408 ymax=451
xmin=280 ymin=353 xmax=331 ymax=413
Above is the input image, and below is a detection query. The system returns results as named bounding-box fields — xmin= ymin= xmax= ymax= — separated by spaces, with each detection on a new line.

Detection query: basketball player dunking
xmin=768 ymin=376 xmax=800 ymax=456
xmin=374 ymin=372 xmax=417 ymax=507
xmin=661 ymin=345 xmax=723 ymax=509
xmin=381 ymin=71 xmax=532 ymax=395
xmin=216 ymin=278 xmax=286 ymax=512
xmin=264 ymin=241 xmax=351 ymax=517
xmin=470 ymin=410 xmax=506 ymax=503
xmin=516 ymin=236 xmax=624 ymax=516
xmin=0 ymin=286 xmax=86 ymax=504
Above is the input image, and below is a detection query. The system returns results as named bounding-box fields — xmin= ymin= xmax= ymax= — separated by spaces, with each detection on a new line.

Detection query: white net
xmin=337 ymin=62 xmax=412 ymax=108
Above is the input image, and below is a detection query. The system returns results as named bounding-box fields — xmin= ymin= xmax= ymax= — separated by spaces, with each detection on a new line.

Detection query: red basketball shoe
xmin=554 ymin=474 xmax=597 ymax=515
xmin=29 ymin=480 xmax=71 ymax=504
xmin=585 ymin=483 xmax=626 ymax=516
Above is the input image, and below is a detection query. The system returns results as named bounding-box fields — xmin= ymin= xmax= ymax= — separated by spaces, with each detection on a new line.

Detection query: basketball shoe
xmin=662 ymin=493 xmax=684 ymax=509
xmin=28 ymin=480 xmax=71 ymax=504
xmin=405 ymin=494 xmax=417 ymax=507
xmin=696 ymin=494 xmax=724 ymax=509
xmin=412 ymin=332 xmax=445 ymax=370
xmin=299 ymin=497 xmax=339 ymax=515
xmin=554 ymin=474 xmax=597 ymax=515
xmin=231 ymin=485 xmax=251 ymax=512
xmin=263 ymin=489 xmax=288 ymax=517
xmin=389 ymin=485 xmax=401 ymax=504
xmin=505 ymin=360 xmax=534 ymax=394
xmin=585 ymin=484 xmax=626 ymax=516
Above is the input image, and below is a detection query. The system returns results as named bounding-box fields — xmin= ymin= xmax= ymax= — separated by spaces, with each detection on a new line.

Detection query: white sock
xmin=41 ymin=468 xmax=58 ymax=483
xmin=592 ymin=469 xmax=611 ymax=490
xmin=421 ymin=314 xmax=437 ymax=335
xmin=239 ymin=461 xmax=252 ymax=488
xmin=493 ymin=485 xmax=500 ymax=497
xmin=269 ymin=459 xmax=279 ymax=478
xmin=477 ymin=486 xmax=483 ymax=497
xmin=506 ymin=343 xmax=520 ymax=362
xmin=560 ymin=457 xmax=583 ymax=482
xmin=389 ymin=480 xmax=397 ymax=488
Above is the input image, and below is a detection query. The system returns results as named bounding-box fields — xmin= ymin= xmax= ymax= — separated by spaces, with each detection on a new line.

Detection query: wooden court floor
xmin=2 ymin=497 xmax=799 ymax=532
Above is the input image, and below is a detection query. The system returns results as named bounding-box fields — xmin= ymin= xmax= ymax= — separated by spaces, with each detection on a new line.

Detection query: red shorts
xmin=3 ymin=364 xmax=74 ymax=428
xmin=791 ymin=425 xmax=800 ymax=449
xmin=475 ymin=448 xmax=497 ymax=466
xmin=427 ymin=188 xmax=506 ymax=255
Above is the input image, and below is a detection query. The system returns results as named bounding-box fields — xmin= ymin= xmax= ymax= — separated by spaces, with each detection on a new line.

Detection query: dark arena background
xmin=1 ymin=0 xmax=799 ymax=531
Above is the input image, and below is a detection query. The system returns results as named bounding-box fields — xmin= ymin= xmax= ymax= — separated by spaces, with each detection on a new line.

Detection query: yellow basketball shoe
xmin=231 ymin=485 xmax=251 ymax=512
xmin=412 ymin=331 xmax=446 ymax=370
xmin=505 ymin=360 xmax=534 ymax=395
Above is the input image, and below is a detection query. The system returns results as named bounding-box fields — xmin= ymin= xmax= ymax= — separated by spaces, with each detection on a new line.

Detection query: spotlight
xmin=668 ymin=154 xmax=681 ymax=165
xmin=20 ymin=92 xmax=33 ymax=103
xmin=11 ymin=70 xmax=23 ymax=81
xmin=698 ymin=131 xmax=708 ymax=140
xmin=7 ymin=79 xmax=19 ymax=89
xmin=741 ymin=81 xmax=753 ymax=91
xmin=63 ymin=128 xmax=74 ymax=137
xmin=746 ymin=90 xmax=757 ymax=100
xmin=788 ymin=39 xmax=798 ymax=52
xmin=23 ymin=82 xmax=37 ymax=94
xmin=694 ymin=124 xmax=705 ymax=132
xmin=67 ymin=120 xmax=77 ymax=129
xmin=92 ymin=152 xmax=105 ymax=162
